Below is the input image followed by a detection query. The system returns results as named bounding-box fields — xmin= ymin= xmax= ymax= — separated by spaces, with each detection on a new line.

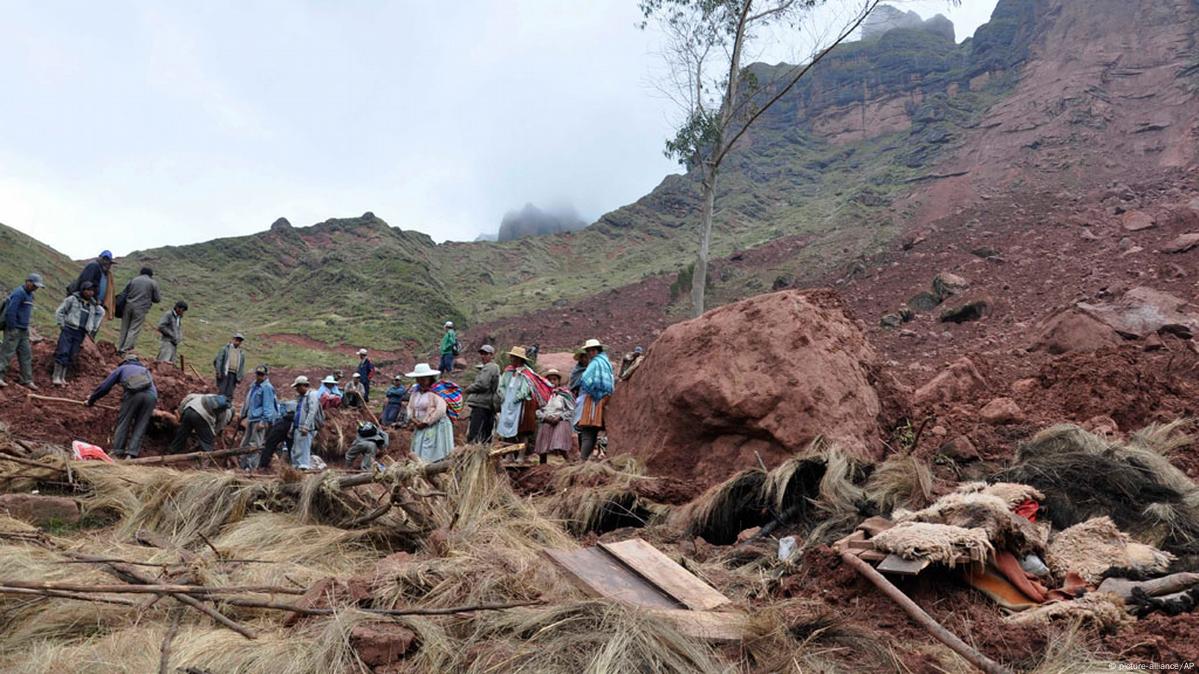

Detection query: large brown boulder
xmin=1029 ymin=308 xmax=1123 ymax=354
xmin=605 ymin=290 xmax=888 ymax=488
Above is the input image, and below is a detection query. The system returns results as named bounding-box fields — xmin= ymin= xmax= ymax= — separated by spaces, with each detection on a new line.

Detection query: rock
xmin=1082 ymin=415 xmax=1120 ymax=437
xmin=880 ymin=313 xmax=903 ymax=328
xmin=350 ymin=622 xmax=417 ymax=667
xmin=1143 ymin=332 xmax=1166 ymax=351
xmin=1080 ymin=228 xmax=1100 ymax=241
xmin=930 ymin=425 xmax=948 ymax=437
xmin=736 ymin=526 xmax=761 ymax=543
xmin=940 ymin=299 xmax=989 ymax=323
xmin=1161 ymin=233 xmax=1199 ymax=254
xmin=284 ymin=577 xmax=372 ymax=627
xmin=971 ymin=247 xmax=1001 ymax=259
xmin=1029 ymin=308 xmax=1123 ymax=354
xmin=1010 ymin=378 xmax=1040 ymax=396
xmin=907 ymin=291 xmax=941 ymax=312
xmin=939 ymin=435 xmax=979 ymax=461
xmin=0 ymin=494 xmax=80 ymax=527
xmin=1076 ymin=286 xmax=1199 ymax=339
xmin=979 ymin=397 xmax=1023 ymax=425
xmin=914 ymin=357 xmax=987 ymax=406
xmin=899 ymin=329 xmax=918 ymax=338
xmin=1121 ymin=211 xmax=1155 ymax=231
xmin=269 ymin=217 xmax=293 ymax=231
xmin=933 ymin=272 xmax=970 ymax=300
xmin=605 ymin=290 xmax=889 ymax=488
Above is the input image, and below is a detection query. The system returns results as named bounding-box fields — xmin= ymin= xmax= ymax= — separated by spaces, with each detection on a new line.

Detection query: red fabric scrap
xmin=1013 ymin=498 xmax=1039 ymax=522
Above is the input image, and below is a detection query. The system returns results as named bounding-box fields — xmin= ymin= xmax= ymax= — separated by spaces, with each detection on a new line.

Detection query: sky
xmin=1 ymin=0 xmax=997 ymax=259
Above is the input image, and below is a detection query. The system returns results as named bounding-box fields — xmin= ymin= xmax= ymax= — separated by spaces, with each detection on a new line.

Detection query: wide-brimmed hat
xmin=321 ymin=375 xmax=337 ymax=384
xmin=406 ymin=363 xmax=440 ymax=378
xmin=352 ymin=373 xmax=360 ymax=378
xmin=581 ymin=338 xmax=604 ymax=351
xmin=507 ymin=346 xmax=529 ymax=361
xmin=292 ymin=375 xmax=310 ymax=387
xmin=479 ymin=344 xmax=495 ymax=354
xmin=357 ymin=348 xmax=368 ymax=356
xmin=544 ymin=368 xmax=562 ymax=379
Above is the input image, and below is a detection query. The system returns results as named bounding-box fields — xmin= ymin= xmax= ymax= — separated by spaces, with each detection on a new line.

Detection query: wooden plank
xmin=845 ymin=539 xmax=875 ymax=551
xmin=542 ymin=548 xmax=681 ymax=610
xmin=648 ymin=609 xmax=747 ymax=642
xmin=857 ymin=516 xmax=895 ymax=537
xmin=876 ymin=554 xmax=931 ymax=576
xmin=598 ymin=539 xmax=730 ymax=611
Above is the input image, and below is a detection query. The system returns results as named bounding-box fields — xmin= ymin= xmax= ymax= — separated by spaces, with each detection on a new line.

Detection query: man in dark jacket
xmin=213 ymin=333 xmax=246 ymax=399
xmin=256 ymin=401 xmax=296 ymax=469
xmin=464 ymin=344 xmax=500 ymax=444
xmin=0 ymin=273 xmax=46 ymax=389
xmin=87 ymin=354 xmax=158 ymax=458
xmin=71 ymin=251 xmax=116 ymax=320
xmin=117 ymin=267 xmax=161 ymax=356
xmin=356 ymin=348 xmax=376 ymax=401
xmin=170 ymin=393 xmax=233 ymax=454
xmin=156 ymin=301 xmax=187 ymax=365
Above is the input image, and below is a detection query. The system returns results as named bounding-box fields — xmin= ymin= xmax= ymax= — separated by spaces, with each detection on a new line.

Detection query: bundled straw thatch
xmin=543 ymin=458 xmax=669 ymax=535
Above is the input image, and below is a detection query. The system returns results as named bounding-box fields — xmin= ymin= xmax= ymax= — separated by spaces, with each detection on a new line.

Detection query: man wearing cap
xmin=317 ymin=375 xmax=343 ymax=409
xmin=576 ymin=338 xmax=615 ymax=461
xmin=156 ymin=301 xmax=187 ymax=365
xmin=0 ymin=273 xmax=46 ymax=389
xmin=439 ymin=321 xmax=458 ymax=375
xmin=70 ymin=251 xmax=117 ymax=319
xmin=381 ymin=375 xmax=409 ymax=426
xmin=169 ymin=392 xmax=233 ymax=454
xmin=464 ymin=344 xmax=500 ymax=444
xmin=87 ymin=354 xmax=157 ymax=459
xmin=240 ymin=366 xmax=279 ymax=456
xmin=356 ymin=348 xmax=376 ymax=402
xmin=213 ymin=334 xmax=246 ymax=399
xmin=51 ymin=280 xmax=105 ymax=385
xmin=116 ymin=266 xmax=161 ymax=356
xmin=291 ymin=376 xmax=322 ymax=470
xmin=343 ymin=373 xmax=366 ymax=408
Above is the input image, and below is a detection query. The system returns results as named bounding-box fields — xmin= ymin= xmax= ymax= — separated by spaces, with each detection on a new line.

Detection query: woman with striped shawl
xmin=496 ymin=346 xmax=551 ymax=459
xmin=575 ymin=338 xmax=614 ymax=461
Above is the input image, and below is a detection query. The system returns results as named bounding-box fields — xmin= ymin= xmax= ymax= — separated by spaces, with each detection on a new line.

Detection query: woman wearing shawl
xmin=575 ymin=338 xmax=614 ymax=461
xmin=406 ymin=363 xmax=454 ymax=462
xmin=497 ymin=346 xmax=551 ymax=457
xmin=381 ymin=375 xmax=408 ymax=426
xmin=533 ymin=369 xmax=576 ymax=464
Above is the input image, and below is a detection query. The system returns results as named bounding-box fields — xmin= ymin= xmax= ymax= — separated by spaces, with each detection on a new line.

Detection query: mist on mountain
xmin=495 ymin=203 xmax=588 ymax=242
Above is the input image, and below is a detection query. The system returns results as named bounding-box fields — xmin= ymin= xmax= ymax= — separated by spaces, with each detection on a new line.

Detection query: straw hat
xmin=581 ymin=338 xmax=604 ymax=351
xmin=321 ymin=375 xmax=337 ymax=385
xmin=292 ymin=375 xmax=310 ymax=387
xmin=544 ymin=368 xmax=562 ymax=379
xmin=508 ymin=346 xmax=530 ymax=361
xmin=406 ymin=363 xmax=440 ymax=378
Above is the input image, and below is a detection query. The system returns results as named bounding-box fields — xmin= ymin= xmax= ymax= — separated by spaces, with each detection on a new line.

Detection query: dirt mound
xmin=606 ymin=289 xmax=893 ymax=488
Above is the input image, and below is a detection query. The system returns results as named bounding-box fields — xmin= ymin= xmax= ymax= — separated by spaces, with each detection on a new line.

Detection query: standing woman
xmin=381 ymin=375 xmax=408 ymax=427
xmin=576 ymin=339 xmax=614 ymax=461
xmin=496 ymin=346 xmax=549 ymax=457
xmin=406 ymin=363 xmax=453 ymax=462
xmin=533 ymin=369 xmax=576 ymax=464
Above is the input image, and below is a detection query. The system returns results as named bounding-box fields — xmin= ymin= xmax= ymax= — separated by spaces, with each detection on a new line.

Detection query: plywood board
xmin=649 ymin=609 xmax=748 ymax=642
xmin=876 ymin=554 xmax=931 ymax=576
xmin=599 ymin=539 xmax=729 ymax=611
xmin=543 ymin=547 xmax=681 ymax=610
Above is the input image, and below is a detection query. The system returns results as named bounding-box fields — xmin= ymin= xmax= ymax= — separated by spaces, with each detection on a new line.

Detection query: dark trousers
xmin=0 ymin=327 xmax=32 ymax=384
xmin=170 ymin=408 xmax=215 ymax=453
xmin=54 ymin=326 xmax=86 ymax=367
xmin=362 ymin=380 xmax=370 ymax=402
xmin=113 ymin=390 xmax=157 ymax=457
xmin=257 ymin=418 xmax=293 ymax=469
xmin=216 ymin=375 xmax=238 ymax=400
xmin=438 ymin=353 xmax=455 ymax=375
xmin=466 ymin=405 xmax=494 ymax=444
xmin=579 ymin=428 xmax=600 ymax=461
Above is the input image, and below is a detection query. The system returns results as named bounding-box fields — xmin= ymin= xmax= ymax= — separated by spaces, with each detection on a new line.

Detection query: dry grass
xmin=543 ymin=458 xmax=665 ymax=535
xmin=864 ymin=453 xmax=934 ymax=517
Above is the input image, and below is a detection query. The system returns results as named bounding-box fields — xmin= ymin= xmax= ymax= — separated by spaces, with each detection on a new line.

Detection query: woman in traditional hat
xmin=496 ymin=346 xmax=551 ymax=456
xmin=317 ymin=375 xmax=343 ymax=410
xmin=406 ymin=363 xmax=453 ymax=462
xmin=575 ymin=338 xmax=614 ymax=461
xmin=533 ymin=369 xmax=576 ymax=464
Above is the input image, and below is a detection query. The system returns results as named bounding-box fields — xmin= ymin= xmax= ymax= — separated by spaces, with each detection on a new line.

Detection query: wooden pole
xmin=0 ymin=585 xmax=138 ymax=605
xmin=840 ymin=551 xmax=1012 ymax=674
xmin=221 ymin=597 xmax=542 ymax=616
xmin=27 ymin=393 xmax=118 ymax=412
xmin=0 ymin=579 xmax=304 ymax=596
xmin=126 ymin=446 xmax=258 ymax=465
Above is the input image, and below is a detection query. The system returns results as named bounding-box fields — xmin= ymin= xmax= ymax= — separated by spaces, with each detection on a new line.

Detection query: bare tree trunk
xmin=691 ymin=169 xmax=718 ymax=317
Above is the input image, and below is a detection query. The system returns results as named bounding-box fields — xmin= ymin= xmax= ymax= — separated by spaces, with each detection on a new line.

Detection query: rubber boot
xmin=52 ymin=364 xmax=66 ymax=386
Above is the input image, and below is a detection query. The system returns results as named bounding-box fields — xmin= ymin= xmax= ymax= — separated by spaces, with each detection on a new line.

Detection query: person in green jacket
xmin=438 ymin=321 xmax=457 ymax=375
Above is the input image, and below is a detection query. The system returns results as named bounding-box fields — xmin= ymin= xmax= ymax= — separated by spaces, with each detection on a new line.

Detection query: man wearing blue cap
xmin=170 ymin=392 xmax=233 ymax=453
xmin=0 ymin=273 xmax=46 ymax=389
xmin=69 ymin=250 xmax=117 ymax=320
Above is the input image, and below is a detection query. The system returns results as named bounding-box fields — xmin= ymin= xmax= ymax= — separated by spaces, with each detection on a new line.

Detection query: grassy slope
xmin=0 ymin=223 xmax=82 ymax=338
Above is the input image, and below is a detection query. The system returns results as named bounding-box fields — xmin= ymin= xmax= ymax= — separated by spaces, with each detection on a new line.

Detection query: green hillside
xmin=0 ymin=223 xmax=81 ymax=338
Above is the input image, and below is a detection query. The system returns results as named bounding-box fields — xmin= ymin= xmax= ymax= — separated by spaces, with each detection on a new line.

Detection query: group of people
xmin=4 ymin=256 xmax=629 ymax=471
xmin=1 ymin=252 xmax=191 ymax=390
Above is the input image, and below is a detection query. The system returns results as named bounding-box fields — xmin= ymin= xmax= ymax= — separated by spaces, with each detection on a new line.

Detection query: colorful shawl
xmin=580 ymin=352 xmax=615 ymax=400
xmin=503 ymin=366 xmax=554 ymax=406
xmin=431 ymin=380 xmax=465 ymax=419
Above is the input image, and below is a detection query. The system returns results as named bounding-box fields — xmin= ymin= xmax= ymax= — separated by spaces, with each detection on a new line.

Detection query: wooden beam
xmin=598 ymin=539 xmax=729 ymax=611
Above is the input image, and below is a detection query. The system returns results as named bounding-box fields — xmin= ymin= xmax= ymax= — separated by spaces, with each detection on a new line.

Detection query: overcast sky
xmin=1 ymin=0 xmax=997 ymax=259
